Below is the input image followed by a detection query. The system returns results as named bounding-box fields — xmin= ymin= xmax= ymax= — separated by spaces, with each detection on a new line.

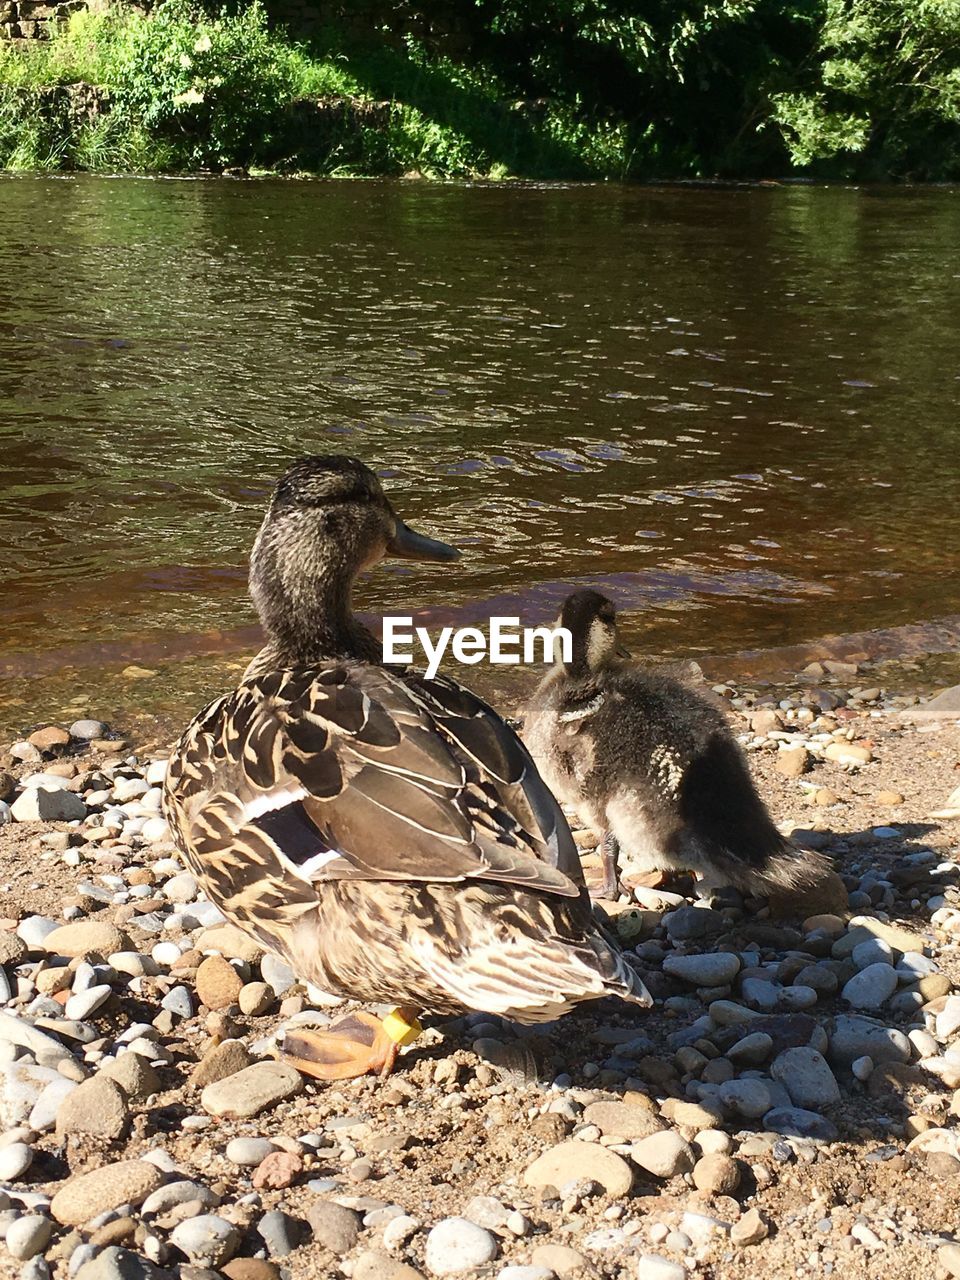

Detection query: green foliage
xmin=0 ymin=0 xmax=958 ymax=179
xmin=771 ymin=0 xmax=960 ymax=177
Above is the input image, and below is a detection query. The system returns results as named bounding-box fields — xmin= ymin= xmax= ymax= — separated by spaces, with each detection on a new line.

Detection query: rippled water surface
xmin=2 ymin=175 xmax=959 ymax=730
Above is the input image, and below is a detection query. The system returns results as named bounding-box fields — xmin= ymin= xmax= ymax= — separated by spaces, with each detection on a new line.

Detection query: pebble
xmin=718 ymin=1078 xmax=772 ymax=1119
xmin=308 ymin=1200 xmax=361 ymax=1252
xmin=69 ymin=720 xmax=107 ymax=740
xmin=663 ymin=953 xmax=741 ymax=986
xmin=64 ymin=984 xmax=113 ymax=1021
xmin=731 ymin=1207 xmax=768 ymax=1245
xmin=523 ymin=1141 xmax=633 ymax=1197
xmin=6 ymin=1214 xmax=54 ymax=1259
xmin=630 ymin=1130 xmax=695 ymax=1179
xmin=11 ymin=787 xmax=87 ymax=822
xmin=50 ymin=1160 xmax=164 ymax=1225
xmin=225 ymin=1137 xmax=276 ymax=1166
xmin=829 ymin=1015 xmax=911 ymax=1065
xmin=141 ymin=1180 xmax=219 ymax=1215
xmin=770 ymin=1047 xmax=841 ymax=1109
xmin=763 ymin=1106 xmax=838 ymax=1142
xmin=424 ymin=1218 xmax=498 ymax=1276
xmin=55 ymin=1075 xmax=129 ymax=1140
xmin=258 ymin=1209 xmax=300 ymax=1257
xmin=190 ymin=1039 xmax=253 ymax=1089
xmin=841 ymin=962 xmax=898 ymax=1009
xmin=195 ymin=955 xmax=243 ymax=1011
xmin=252 ymin=1151 xmax=302 ymax=1190
xmin=170 ymin=1215 xmax=241 ymax=1267
xmin=43 ymin=922 xmax=130 ymax=959
xmin=634 ymin=1256 xmax=687 ymax=1280
xmin=530 ymin=1244 xmax=590 ymax=1274
xmin=0 ymin=1140 xmax=33 ymax=1180
xmin=200 ymin=1061 xmax=302 ymax=1119
xmin=581 ymin=1100 xmax=664 ymax=1140
xmin=692 ymin=1153 xmax=740 ymax=1195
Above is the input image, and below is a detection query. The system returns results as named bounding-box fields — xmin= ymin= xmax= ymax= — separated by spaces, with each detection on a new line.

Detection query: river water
xmin=2 ymin=175 xmax=959 ymax=734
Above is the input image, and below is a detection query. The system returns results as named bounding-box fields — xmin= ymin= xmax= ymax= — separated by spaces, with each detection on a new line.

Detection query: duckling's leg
xmin=593 ymin=831 xmax=621 ymax=901
xmin=282 ymin=1007 xmax=422 ymax=1082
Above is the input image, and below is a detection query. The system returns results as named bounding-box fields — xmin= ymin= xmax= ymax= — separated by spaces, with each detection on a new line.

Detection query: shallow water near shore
xmin=2 ymin=175 xmax=959 ymax=734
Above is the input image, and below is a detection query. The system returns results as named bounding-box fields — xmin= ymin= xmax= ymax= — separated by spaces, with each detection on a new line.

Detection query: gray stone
xmin=663 ymin=907 xmax=724 ymax=941
xmin=11 ymin=788 xmax=86 ymax=822
xmin=727 ymin=1032 xmax=774 ymax=1065
xmin=1 ymin=1060 xmax=65 ymax=1128
xmin=169 ymin=1215 xmax=240 ymax=1268
xmin=307 ymin=1200 xmax=360 ymax=1253
xmin=225 ymin=1137 xmax=276 ymax=1166
xmin=829 ymin=1015 xmax=911 ymax=1066
xmin=69 ymin=720 xmax=107 ymax=741
xmin=257 ymin=1209 xmax=302 ymax=1258
xmin=770 ymin=1047 xmax=840 ymax=1110
xmin=5 ymin=1214 xmax=53 ymax=1259
xmin=15 ymin=918 xmax=60 ymax=950
xmin=64 ymin=985 xmax=112 ymax=1021
xmin=841 ymin=963 xmax=898 ymax=1010
xmin=141 ymin=1180 xmax=219 ymax=1215
xmin=75 ymin=1246 xmax=157 ymax=1280
xmin=425 ymin=1218 xmax=498 ymax=1276
xmin=763 ymin=1106 xmax=838 ymax=1142
xmin=0 ymin=1140 xmax=33 ymax=1181
xmin=663 ymin=953 xmax=741 ymax=987
xmin=718 ymin=1078 xmax=773 ymax=1119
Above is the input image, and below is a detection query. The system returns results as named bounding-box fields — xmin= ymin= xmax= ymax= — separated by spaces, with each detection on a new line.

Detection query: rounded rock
xmin=6 ymin=1214 xmax=54 ymax=1259
xmin=663 ymin=953 xmax=741 ymax=987
xmin=196 ymin=955 xmax=243 ymax=1011
xmin=425 ymin=1218 xmax=498 ymax=1276
xmin=225 ymin=1137 xmax=276 ymax=1167
xmin=692 ymin=1153 xmax=740 ymax=1195
xmin=50 ymin=1160 xmax=164 ymax=1225
xmin=307 ymin=1200 xmax=361 ymax=1253
xmin=170 ymin=1215 xmax=241 ymax=1268
xmin=841 ymin=963 xmax=899 ymax=1010
xmin=630 ymin=1130 xmax=695 ymax=1179
xmin=523 ymin=1141 xmax=633 ymax=1197
xmin=0 ymin=1140 xmax=33 ymax=1181
xmin=770 ymin=1047 xmax=841 ymax=1110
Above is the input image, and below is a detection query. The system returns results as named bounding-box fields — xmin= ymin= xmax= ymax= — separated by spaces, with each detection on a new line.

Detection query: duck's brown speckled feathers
xmin=164 ymin=659 xmax=649 ymax=1021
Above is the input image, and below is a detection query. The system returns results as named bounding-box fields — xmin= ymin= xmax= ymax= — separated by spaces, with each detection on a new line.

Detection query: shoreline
xmin=0 ymin=664 xmax=959 ymax=1277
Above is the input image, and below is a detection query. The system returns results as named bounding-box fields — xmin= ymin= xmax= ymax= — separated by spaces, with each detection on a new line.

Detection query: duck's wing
xmin=164 ymin=663 xmax=584 ymax=916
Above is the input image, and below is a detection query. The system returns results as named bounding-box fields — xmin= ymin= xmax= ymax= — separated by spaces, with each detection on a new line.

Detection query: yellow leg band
xmin=382 ymin=1009 xmax=422 ymax=1046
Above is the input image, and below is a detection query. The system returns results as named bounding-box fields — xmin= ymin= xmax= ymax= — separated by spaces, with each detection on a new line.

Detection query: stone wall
xmin=1 ymin=0 xmax=100 ymax=40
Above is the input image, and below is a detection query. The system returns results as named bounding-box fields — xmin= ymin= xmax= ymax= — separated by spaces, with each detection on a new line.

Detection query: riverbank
xmin=1 ymin=0 xmax=959 ymax=179
xmin=0 ymin=664 xmax=959 ymax=1278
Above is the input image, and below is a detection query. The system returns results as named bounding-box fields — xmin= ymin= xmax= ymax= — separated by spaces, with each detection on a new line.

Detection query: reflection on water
xmin=1 ymin=176 xmax=959 ymax=732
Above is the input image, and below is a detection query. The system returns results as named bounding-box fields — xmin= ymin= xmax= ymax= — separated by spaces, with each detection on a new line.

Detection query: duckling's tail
xmin=681 ymin=730 xmax=832 ymax=895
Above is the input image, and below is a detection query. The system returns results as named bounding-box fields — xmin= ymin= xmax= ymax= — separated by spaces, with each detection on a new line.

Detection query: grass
xmin=0 ymin=2 xmax=631 ymax=178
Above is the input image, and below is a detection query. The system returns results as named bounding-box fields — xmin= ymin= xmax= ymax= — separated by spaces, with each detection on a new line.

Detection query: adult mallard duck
xmin=523 ymin=590 xmax=828 ymax=902
xmin=163 ymin=458 xmax=650 ymax=1081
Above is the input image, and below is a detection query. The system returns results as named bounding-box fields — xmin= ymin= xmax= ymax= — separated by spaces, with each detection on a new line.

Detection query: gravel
xmin=0 ymin=682 xmax=955 ymax=1280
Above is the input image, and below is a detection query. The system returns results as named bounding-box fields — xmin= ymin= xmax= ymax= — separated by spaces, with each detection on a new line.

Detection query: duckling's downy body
xmin=164 ymin=460 xmax=649 ymax=1079
xmin=524 ymin=591 xmax=826 ymax=899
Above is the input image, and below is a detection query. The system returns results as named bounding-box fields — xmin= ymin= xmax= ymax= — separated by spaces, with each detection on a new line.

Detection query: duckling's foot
xmin=590 ymin=831 xmax=622 ymax=901
xmin=282 ymin=1008 xmax=422 ymax=1081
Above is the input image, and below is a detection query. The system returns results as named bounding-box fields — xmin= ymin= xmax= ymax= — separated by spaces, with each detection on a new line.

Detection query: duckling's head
xmin=558 ymin=589 xmax=627 ymax=679
xmin=249 ymin=454 xmax=459 ymax=663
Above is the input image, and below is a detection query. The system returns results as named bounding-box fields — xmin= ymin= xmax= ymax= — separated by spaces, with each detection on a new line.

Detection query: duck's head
xmin=249 ymin=454 xmax=459 ymax=663
xmin=557 ymin=589 xmax=630 ymax=678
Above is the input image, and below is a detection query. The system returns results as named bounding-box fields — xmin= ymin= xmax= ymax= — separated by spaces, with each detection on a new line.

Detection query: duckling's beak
xmin=616 ymin=645 xmax=632 ymax=659
xmin=388 ymin=519 xmax=460 ymax=563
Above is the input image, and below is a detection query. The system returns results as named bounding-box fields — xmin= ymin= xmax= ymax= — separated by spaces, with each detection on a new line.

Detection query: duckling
xmin=163 ymin=459 xmax=650 ymax=1083
xmin=523 ymin=589 xmax=827 ymax=902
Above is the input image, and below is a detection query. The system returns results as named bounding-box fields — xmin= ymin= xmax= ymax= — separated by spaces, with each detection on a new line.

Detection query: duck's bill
xmin=388 ymin=519 xmax=461 ymax=562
